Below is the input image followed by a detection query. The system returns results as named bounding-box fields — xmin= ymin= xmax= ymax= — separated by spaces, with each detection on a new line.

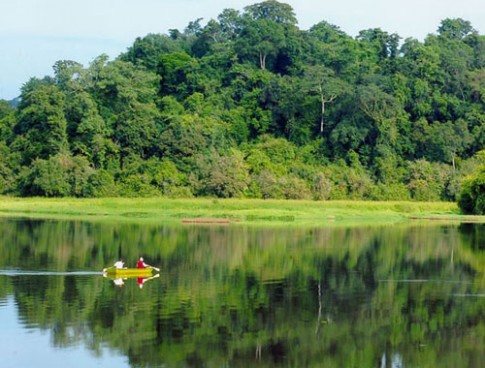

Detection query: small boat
xmin=103 ymin=267 xmax=155 ymax=278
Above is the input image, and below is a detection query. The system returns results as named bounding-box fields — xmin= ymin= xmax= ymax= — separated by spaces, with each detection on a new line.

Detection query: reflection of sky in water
xmin=0 ymin=297 xmax=128 ymax=368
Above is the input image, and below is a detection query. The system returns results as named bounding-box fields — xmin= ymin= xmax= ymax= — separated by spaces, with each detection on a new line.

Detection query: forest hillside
xmin=1 ymin=1 xmax=485 ymax=201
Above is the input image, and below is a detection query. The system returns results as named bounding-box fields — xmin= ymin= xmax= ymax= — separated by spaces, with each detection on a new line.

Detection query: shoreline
xmin=0 ymin=196 xmax=477 ymax=226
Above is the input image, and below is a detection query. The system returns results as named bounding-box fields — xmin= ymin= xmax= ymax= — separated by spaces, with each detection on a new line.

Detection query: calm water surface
xmin=0 ymin=218 xmax=484 ymax=367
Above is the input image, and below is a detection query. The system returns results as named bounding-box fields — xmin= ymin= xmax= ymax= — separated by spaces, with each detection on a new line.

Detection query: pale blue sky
xmin=1 ymin=0 xmax=485 ymax=100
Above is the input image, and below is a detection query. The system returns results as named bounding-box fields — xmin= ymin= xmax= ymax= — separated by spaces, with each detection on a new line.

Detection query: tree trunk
xmin=259 ymin=52 xmax=266 ymax=70
xmin=315 ymin=281 xmax=322 ymax=335
xmin=320 ymin=96 xmax=325 ymax=133
xmin=318 ymin=84 xmax=336 ymax=133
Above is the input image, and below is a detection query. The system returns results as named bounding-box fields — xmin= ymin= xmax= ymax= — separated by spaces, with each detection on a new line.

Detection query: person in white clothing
xmin=113 ymin=259 xmax=125 ymax=269
xmin=113 ymin=278 xmax=124 ymax=287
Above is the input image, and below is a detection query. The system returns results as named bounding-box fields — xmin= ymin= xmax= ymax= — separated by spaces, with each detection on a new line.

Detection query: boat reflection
xmin=103 ymin=273 xmax=160 ymax=288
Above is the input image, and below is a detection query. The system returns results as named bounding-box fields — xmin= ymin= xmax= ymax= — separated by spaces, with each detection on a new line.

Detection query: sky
xmin=1 ymin=0 xmax=485 ymax=100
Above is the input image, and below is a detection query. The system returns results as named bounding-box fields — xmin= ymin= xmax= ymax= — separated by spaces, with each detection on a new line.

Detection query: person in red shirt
xmin=137 ymin=257 xmax=148 ymax=269
xmin=137 ymin=277 xmax=146 ymax=288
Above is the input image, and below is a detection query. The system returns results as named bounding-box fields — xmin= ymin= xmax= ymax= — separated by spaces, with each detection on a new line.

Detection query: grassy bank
xmin=0 ymin=196 xmax=476 ymax=226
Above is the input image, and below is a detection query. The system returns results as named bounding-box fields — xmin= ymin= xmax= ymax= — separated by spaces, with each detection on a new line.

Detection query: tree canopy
xmin=1 ymin=1 xmax=484 ymax=205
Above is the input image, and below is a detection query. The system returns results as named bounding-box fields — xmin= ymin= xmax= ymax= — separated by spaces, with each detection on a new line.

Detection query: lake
xmin=0 ymin=217 xmax=484 ymax=367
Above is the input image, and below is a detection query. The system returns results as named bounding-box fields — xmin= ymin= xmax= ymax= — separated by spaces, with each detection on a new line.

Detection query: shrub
xmin=21 ymin=154 xmax=94 ymax=197
xmin=196 ymin=149 xmax=250 ymax=198
xmin=29 ymin=158 xmax=70 ymax=197
xmin=278 ymin=175 xmax=311 ymax=200
xmin=312 ymin=172 xmax=333 ymax=200
xmin=83 ymin=170 xmax=118 ymax=197
xmin=458 ymin=169 xmax=485 ymax=214
xmin=253 ymin=170 xmax=280 ymax=199
xmin=118 ymin=175 xmax=160 ymax=197
xmin=369 ymin=183 xmax=411 ymax=201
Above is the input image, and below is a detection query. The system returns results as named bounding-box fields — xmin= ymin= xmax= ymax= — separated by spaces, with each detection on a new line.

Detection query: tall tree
xmin=235 ymin=18 xmax=286 ymax=70
xmin=92 ymin=59 xmax=160 ymax=166
xmin=121 ymin=33 xmax=184 ymax=70
xmin=302 ymin=65 xmax=349 ymax=133
xmin=304 ymin=21 xmax=360 ymax=78
xmin=243 ymin=1 xmax=297 ymax=25
xmin=235 ymin=1 xmax=298 ymax=71
xmin=217 ymin=8 xmax=243 ymax=42
xmin=14 ymin=79 xmax=69 ymax=163
xmin=437 ymin=18 xmax=476 ymax=41
xmin=357 ymin=28 xmax=400 ymax=60
xmin=64 ymin=91 xmax=111 ymax=168
xmin=158 ymin=51 xmax=196 ymax=96
xmin=53 ymin=60 xmax=84 ymax=92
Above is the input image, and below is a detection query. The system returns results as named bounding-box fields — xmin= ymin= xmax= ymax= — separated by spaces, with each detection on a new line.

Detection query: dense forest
xmin=2 ymin=1 xmax=485 ymax=203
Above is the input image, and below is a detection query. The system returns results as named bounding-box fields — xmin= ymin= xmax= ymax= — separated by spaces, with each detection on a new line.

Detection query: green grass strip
xmin=0 ymin=196 xmax=473 ymax=226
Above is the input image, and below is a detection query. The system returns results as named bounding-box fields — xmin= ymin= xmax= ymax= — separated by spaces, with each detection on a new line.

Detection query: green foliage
xmin=277 ymin=174 xmax=311 ymax=199
xmin=83 ymin=169 xmax=118 ymax=197
xmin=0 ymin=142 xmax=16 ymax=194
xmin=438 ymin=18 xmax=477 ymax=40
xmin=235 ymin=18 xmax=286 ymax=70
xmin=20 ymin=154 xmax=94 ymax=197
xmin=121 ymin=33 xmax=185 ymax=70
xmin=195 ymin=149 xmax=250 ymax=198
xmin=244 ymin=1 xmax=297 ymax=25
xmin=458 ymin=176 xmax=477 ymax=214
xmin=458 ymin=158 xmax=485 ymax=214
xmin=15 ymin=80 xmax=69 ymax=163
xmin=311 ymin=172 xmax=333 ymax=200
xmin=406 ymin=160 xmax=446 ymax=201
xmin=4 ymin=1 xmax=485 ymax=203
xmin=158 ymin=51 xmax=195 ymax=96
xmin=0 ymin=100 xmax=15 ymax=142
xmin=369 ymin=182 xmax=411 ymax=201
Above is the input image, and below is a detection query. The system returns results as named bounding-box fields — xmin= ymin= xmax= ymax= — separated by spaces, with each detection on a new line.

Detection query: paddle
xmin=145 ymin=273 xmax=160 ymax=281
xmin=147 ymin=265 xmax=160 ymax=272
xmin=102 ymin=266 xmax=115 ymax=273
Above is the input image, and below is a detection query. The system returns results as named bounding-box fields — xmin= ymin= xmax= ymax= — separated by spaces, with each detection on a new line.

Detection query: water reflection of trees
xmin=0 ymin=218 xmax=484 ymax=367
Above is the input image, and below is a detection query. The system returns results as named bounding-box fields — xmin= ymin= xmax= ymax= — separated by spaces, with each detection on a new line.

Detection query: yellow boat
xmin=103 ymin=267 xmax=155 ymax=278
